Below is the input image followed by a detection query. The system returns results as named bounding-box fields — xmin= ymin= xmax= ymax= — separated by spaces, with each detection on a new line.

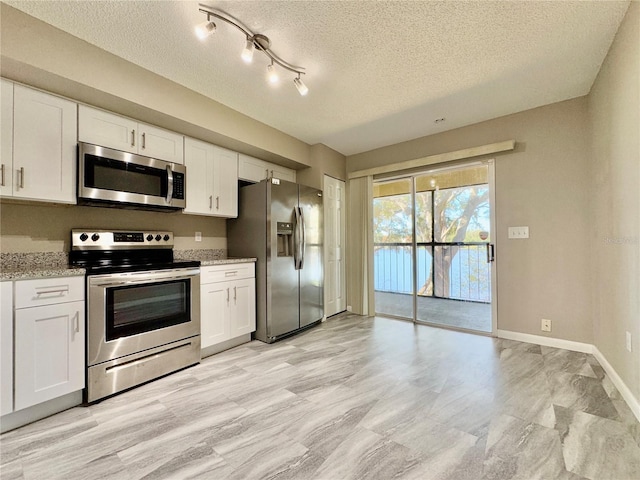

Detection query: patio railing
xmin=374 ymin=243 xmax=491 ymax=303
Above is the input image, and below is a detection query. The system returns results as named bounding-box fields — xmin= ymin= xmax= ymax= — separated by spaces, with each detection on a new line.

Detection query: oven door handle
xmin=90 ymin=269 xmax=200 ymax=287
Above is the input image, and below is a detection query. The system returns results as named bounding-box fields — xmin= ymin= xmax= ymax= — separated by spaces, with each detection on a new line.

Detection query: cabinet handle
xmin=75 ymin=312 xmax=80 ymax=333
xmin=209 ymin=195 xmax=212 ymax=209
xmin=234 ymin=286 xmax=237 ymax=303
xmin=224 ymin=271 xmax=238 ymax=277
xmin=270 ymin=170 xmax=274 ymax=179
xmin=0 ymin=164 xmax=4 ymax=186
xmin=265 ymin=168 xmax=269 ymax=179
xmin=142 ymin=132 xmax=146 ymax=149
xmin=216 ymin=196 xmax=219 ymax=210
xmin=226 ymin=288 xmax=230 ymax=304
xmin=19 ymin=167 xmax=24 ymax=189
xmin=131 ymin=130 xmax=136 ymax=147
xmin=36 ymin=287 xmax=69 ymax=296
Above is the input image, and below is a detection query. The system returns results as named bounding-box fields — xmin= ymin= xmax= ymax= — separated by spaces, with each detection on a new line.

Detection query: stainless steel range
xmin=70 ymin=229 xmax=201 ymax=403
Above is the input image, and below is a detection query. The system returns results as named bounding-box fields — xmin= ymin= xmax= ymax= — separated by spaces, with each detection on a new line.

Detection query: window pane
xmin=434 ymin=185 xmax=490 ymax=243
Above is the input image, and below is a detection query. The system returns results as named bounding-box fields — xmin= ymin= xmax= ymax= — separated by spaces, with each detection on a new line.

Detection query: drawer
xmin=201 ymin=263 xmax=254 ymax=284
xmin=15 ymin=276 xmax=84 ymax=309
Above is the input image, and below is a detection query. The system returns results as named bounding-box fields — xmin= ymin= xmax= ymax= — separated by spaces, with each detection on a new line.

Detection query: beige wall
xmin=347 ymin=97 xmax=593 ymax=344
xmin=297 ymin=144 xmax=347 ymax=190
xmin=0 ymin=202 xmax=226 ymax=253
xmin=588 ymin=2 xmax=639 ymax=401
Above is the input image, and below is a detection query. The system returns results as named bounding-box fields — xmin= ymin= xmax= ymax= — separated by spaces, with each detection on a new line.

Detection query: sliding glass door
xmin=373 ymin=163 xmax=495 ymax=333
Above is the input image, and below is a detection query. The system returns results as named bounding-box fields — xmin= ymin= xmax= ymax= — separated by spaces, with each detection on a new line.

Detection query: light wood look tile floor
xmin=1 ymin=313 xmax=639 ymax=479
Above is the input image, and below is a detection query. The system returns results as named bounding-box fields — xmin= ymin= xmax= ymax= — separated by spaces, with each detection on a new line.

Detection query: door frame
xmin=372 ymin=159 xmax=498 ymax=335
xmin=323 ymin=174 xmax=347 ymax=318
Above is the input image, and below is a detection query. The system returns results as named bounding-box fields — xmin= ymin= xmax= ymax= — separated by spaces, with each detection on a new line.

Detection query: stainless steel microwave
xmin=77 ymin=142 xmax=186 ymax=210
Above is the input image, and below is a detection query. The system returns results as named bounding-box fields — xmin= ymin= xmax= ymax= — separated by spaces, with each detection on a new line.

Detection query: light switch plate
xmin=508 ymin=226 xmax=529 ymax=239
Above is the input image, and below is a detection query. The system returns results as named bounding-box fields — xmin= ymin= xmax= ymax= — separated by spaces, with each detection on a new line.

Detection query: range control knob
xmin=146 ymin=234 xmax=153 ymax=242
xmin=79 ymin=233 xmax=89 ymax=242
xmin=163 ymin=234 xmax=170 ymax=241
xmin=155 ymin=234 xmax=162 ymax=241
xmin=91 ymin=233 xmax=100 ymax=242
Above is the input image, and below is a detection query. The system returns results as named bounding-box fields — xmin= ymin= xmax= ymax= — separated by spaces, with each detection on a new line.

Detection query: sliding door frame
xmin=373 ymin=159 xmax=497 ymax=336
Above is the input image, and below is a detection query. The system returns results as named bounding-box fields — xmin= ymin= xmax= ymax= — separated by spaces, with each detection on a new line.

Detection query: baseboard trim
xmin=497 ymin=329 xmax=640 ymax=423
xmin=496 ymin=329 xmax=593 ymax=353
xmin=592 ymin=346 xmax=640 ymax=423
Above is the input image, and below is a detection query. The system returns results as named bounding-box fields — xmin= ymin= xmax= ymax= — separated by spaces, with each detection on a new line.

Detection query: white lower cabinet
xmin=200 ymin=263 xmax=256 ymax=349
xmin=12 ymin=277 xmax=85 ymax=412
xmin=1 ymin=282 xmax=13 ymax=416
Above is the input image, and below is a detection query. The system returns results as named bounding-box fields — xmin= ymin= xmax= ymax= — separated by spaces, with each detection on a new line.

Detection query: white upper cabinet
xmin=213 ymin=146 xmax=238 ymax=217
xmin=78 ymin=105 xmax=184 ymax=164
xmin=238 ymin=154 xmax=296 ymax=184
xmin=11 ymin=84 xmax=77 ymax=204
xmin=184 ymin=137 xmax=238 ymax=218
xmin=1 ymin=79 xmax=13 ymax=198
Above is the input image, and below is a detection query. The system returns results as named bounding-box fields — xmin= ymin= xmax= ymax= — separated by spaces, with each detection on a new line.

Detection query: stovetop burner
xmin=69 ymin=229 xmax=200 ymax=274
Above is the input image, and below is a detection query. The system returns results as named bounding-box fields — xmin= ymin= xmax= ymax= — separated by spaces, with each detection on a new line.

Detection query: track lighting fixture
xmin=196 ymin=4 xmax=308 ymax=95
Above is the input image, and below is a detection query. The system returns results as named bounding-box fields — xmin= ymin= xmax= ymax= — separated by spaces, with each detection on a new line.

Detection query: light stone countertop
xmin=1 ymin=266 xmax=86 ymax=281
xmin=0 ymin=250 xmax=255 ymax=281
xmin=198 ymin=257 xmax=257 ymax=266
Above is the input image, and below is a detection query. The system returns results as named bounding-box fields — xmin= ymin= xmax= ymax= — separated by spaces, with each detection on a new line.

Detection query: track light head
xmin=241 ymin=37 xmax=255 ymax=63
xmin=267 ymin=64 xmax=279 ymax=84
xmin=195 ymin=16 xmax=216 ymax=40
xmin=294 ymin=76 xmax=308 ymax=96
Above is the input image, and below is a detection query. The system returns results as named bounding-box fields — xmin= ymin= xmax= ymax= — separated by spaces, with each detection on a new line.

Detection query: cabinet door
xmin=14 ymin=301 xmax=85 ymax=411
xmin=1 ymin=80 xmax=13 ymax=197
xmin=200 ymin=282 xmax=230 ymax=348
xmin=212 ymin=146 xmax=238 ymax=218
xmin=238 ymin=154 xmax=268 ymax=183
xmin=229 ymin=278 xmax=256 ymax=339
xmin=184 ymin=137 xmax=215 ymax=215
xmin=139 ymin=123 xmax=184 ymax=164
xmin=272 ymin=166 xmax=296 ymax=183
xmin=78 ymin=105 xmax=137 ymax=154
xmin=13 ymin=85 xmax=77 ymax=203
xmin=1 ymin=282 xmax=13 ymax=416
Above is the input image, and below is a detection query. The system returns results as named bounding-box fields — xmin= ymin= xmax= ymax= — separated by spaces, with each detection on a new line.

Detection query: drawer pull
xmin=36 ymin=287 xmax=69 ymax=296
xmin=224 ymin=271 xmax=238 ymax=277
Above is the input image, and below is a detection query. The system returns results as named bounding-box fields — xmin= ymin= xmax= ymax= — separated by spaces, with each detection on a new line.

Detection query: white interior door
xmin=324 ymin=175 xmax=346 ymax=317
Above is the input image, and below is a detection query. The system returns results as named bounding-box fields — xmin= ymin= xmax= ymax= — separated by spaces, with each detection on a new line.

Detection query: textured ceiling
xmin=4 ymin=0 xmax=630 ymax=156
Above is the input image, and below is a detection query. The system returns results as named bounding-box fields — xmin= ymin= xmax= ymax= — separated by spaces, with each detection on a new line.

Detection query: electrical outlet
xmin=195 ymin=231 xmax=202 ymax=242
xmin=508 ymin=226 xmax=530 ymax=239
xmin=626 ymin=331 xmax=632 ymax=352
xmin=541 ymin=319 xmax=552 ymax=332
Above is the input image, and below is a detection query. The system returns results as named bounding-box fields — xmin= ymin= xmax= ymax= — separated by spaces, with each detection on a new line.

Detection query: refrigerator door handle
xmin=293 ymin=207 xmax=301 ymax=270
xmin=299 ymin=207 xmax=306 ymax=269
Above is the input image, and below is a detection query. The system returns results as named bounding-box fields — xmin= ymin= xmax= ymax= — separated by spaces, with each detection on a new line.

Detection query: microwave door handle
xmin=166 ymin=165 xmax=174 ymax=204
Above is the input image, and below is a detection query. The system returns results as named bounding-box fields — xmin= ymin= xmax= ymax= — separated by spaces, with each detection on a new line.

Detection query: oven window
xmin=84 ymin=154 xmax=167 ymax=197
xmin=106 ymin=279 xmax=190 ymax=341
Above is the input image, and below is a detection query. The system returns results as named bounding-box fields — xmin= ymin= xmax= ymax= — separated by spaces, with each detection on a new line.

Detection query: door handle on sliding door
xmin=486 ymin=243 xmax=495 ymax=263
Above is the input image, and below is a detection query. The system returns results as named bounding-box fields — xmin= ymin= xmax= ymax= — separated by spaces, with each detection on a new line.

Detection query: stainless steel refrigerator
xmin=228 ymin=178 xmax=323 ymax=343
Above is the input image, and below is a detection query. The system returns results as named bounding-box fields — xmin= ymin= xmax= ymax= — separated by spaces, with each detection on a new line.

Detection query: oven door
xmin=87 ymin=268 xmax=200 ymax=366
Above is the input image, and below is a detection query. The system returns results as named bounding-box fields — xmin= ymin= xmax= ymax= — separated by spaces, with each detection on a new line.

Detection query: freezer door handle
xmin=293 ymin=206 xmax=303 ymax=270
xmin=299 ymin=207 xmax=306 ymax=269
